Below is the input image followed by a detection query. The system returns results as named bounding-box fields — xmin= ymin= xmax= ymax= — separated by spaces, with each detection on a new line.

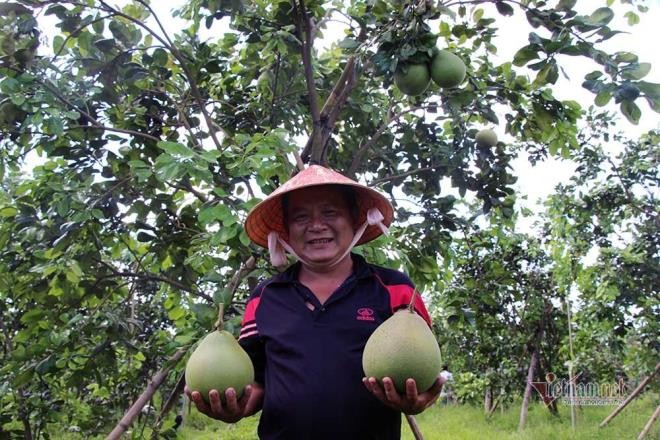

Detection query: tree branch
xmin=68 ymin=125 xmax=160 ymax=142
xmin=94 ymin=259 xmax=213 ymax=303
xmin=293 ymin=0 xmax=321 ymax=129
xmin=347 ymin=104 xmax=426 ymax=177
xmin=301 ymin=56 xmax=359 ymax=164
xmin=369 ymin=163 xmax=441 ymax=187
xmin=106 ymin=347 xmax=189 ymax=440
xmin=226 ymin=256 xmax=258 ymax=304
xmin=96 ymin=1 xmax=226 ymax=151
xmin=3 ymin=66 xmax=162 ymax=143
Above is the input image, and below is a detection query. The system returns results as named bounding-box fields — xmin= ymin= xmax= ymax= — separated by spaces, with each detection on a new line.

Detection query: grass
xmin=177 ymin=395 xmax=659 ymax=440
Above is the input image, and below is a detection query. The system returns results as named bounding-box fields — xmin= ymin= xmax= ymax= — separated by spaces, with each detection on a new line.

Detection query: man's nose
xmin=308 ymin=212 xmax=327 ymax=230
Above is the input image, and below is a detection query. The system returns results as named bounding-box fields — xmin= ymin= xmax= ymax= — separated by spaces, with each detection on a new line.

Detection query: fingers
xmin=383 ymin=377 xmax=404 ymax=404
xmin=404 ymin=378 xmax=420 ymax=401
xmin=208 ymin=389 xmax=225 ymax=415
xmin=242 ymin=384 xmax=261 ymax=417
xmin=189 ymin=390 xmax=212 ymax=415
xmin=363 ymin=377 xmax=436 ymax=415
xmin=186 ymin=387 xmax=245 ymax=422
xmin=363 ymin=377 xmax=386 ymax=401
xmin=428 ymin=376 xmax=444 ymax=396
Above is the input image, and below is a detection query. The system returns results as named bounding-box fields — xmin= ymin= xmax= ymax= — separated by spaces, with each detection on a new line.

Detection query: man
xmin=186 ymin=165 xmax=443 ymax=439
xmin=439 ymin=365 xmax=454 ymax=405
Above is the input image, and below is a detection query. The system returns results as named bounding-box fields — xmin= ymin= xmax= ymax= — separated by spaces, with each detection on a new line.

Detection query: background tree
xmin=0 ymin=0 xmax=657 ymax=437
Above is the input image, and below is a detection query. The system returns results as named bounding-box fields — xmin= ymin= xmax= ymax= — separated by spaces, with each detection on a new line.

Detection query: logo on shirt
xmin=356 ymin=307 xmax=375 ymax=321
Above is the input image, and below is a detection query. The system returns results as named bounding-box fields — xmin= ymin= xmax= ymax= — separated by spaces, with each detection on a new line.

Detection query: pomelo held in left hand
xmin=362 ymin=308 xmax=442 ymax=393
xmin=185 ymin=329 xmax=254 ymax=403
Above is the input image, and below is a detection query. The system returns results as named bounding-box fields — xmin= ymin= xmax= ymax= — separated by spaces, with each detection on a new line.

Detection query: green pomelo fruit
xmin=362 ymin=309 xmax=442 ymax=393
xmin=475 ymin=128 xmax=498 ymax=147
xmin=430 ymin=50 xmax=466 ymax=88
xmin=394 ymin=63 xmax=431 ymax=96
xmin=185 ymin=330 xmax=254 ymax=403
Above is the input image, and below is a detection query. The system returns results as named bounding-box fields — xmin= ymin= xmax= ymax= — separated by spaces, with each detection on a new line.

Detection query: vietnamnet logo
xmin=532 ymin=372 xmax=630 ymax=406
xmin=356 ymin=307 xmax=375 ymax=321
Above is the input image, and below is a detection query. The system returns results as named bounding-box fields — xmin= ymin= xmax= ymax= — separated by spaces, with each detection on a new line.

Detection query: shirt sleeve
xmin=372 ymin=267 xmax=433 ymax=327
xmin=238 ymin=294 xmax=266 ymax=385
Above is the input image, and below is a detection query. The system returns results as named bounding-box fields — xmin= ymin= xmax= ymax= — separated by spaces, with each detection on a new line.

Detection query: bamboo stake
xmin=637 ymin=405 xmax=660 ymax=440
xmin=600 ymin=362 xmax=660 ymax=428
xmin=106 ymin=347 xmax=188 ymax=440
xmin=565 ymin=295 xmax=577 ymax=429
xmin=405 ymin=414 xmax=425 ymax=440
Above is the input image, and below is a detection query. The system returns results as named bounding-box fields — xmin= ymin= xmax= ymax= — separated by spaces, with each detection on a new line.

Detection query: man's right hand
xmin=185 ymin=382 xmax=264 ymax=423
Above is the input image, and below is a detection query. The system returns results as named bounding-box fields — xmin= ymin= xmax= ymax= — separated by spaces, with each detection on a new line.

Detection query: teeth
xmin=310 ymin=239 xmax=331 ymax=244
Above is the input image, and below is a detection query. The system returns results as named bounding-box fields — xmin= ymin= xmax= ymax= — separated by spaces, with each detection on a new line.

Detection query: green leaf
xmin=338 ymin=38 xmax=359 ymax=49
xmin=92 ymin=17 xmax=104 ymax=33
xmin=108 ymin=20 xmax=133 ymax=46
xmin=152 ymin=48 xmax=169 ymax=66
xmin=584 ymin=71 xmax=603 ymax=81
xmin=53 ymin=35 xmax=65 ymax=54
xmin=588 ymin=7 xmax=614 ymax=26
xmin=556 ymin=0 xmax=577 ymax=11
xmin=614 ymin=52 xmax=638 ymax=63
xmin=495 ymin=2 xmax=514 ymax=16
xmin=621 ymin=63 xmax=651 ymax=81
xmin=157 ymin=141 xmax=194 ymax=158
xmin=0 ymin=206 xmax=18 ymax=217
xmin=13 ymin=367 xmax=34 ymax=387
xmin=643 ymin=96 xmax=660 ymax=113
xmin=625 ymin=11 xmax=640 ymax=26
xmin=512 ymin=46 xmax=539 ymax=66
xmin=620 ymin=100 xmax=641 ymax=124
xmin=137 ymin=231 xmax=156 ymax=242
xmin=637 ymin=81 xmax=660 ymax=99
xmin=168 ymin=306 xmax=186 ymax=321
xmin=94 ymin=38 xmax=116 ymax=53
xmin=595 ymin=90 xmax=612 ymax=106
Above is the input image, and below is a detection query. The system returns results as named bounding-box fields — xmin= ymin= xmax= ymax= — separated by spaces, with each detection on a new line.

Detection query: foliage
xmin=0 ymin=0 xmax=657 ymax=437
xmin=543 ymin=114 xmax=659 ymax=382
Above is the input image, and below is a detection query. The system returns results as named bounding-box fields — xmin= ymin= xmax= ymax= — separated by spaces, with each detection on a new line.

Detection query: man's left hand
xmin=362 ymin=376 xmax=445 ymax=415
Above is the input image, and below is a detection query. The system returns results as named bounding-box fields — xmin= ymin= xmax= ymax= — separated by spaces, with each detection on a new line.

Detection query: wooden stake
xmin=600 ymin=362 xmax=660 ymax=428
xmin=565 ymin=296 xmax=577 ymax=430
xmin=637 ymin=405 xmax=660 ymax=440
xmin=405 ymin=414 xmax=425 ymax=440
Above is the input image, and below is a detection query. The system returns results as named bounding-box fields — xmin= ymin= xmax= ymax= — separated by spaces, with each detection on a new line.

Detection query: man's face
xmin=286 ymin=186 xmax=356 ymax=266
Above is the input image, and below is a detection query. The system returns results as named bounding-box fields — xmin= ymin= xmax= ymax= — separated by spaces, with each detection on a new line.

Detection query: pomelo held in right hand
xmin=362 ymin=309 xmax=442 ymax=393
xmin=185 ymin=330 xmax=254 ymax=403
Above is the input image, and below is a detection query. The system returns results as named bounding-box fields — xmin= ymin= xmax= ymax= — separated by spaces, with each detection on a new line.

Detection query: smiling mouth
xmin=308 ymin=238 xmax=333 ymax=244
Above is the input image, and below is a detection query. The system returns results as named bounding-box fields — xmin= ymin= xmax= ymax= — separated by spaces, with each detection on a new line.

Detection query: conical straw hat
xmin=245 ymin=165 xmax=394 ymax=248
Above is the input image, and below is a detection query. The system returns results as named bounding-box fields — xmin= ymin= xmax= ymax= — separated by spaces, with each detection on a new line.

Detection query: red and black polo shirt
xmin=238 ymin=253 xmax=433 ymax=440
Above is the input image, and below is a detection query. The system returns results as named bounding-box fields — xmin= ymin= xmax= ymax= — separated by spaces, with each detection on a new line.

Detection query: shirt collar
xmin=270 ymin=253 xmax=372 ymax=285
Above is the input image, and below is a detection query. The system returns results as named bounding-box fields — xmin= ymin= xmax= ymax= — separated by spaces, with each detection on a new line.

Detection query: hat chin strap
xmin=268 ymin=207 xmax=389 ymax=270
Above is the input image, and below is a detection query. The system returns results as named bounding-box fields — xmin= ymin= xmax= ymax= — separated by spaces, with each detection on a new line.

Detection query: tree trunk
xmin=18 ymin=389 xmax=33 ymax=440
xmin=518 ymin=348 xmax=539 ymax=431
xmin=484 ymin=387 xmax=492 ymax=414
xmin=488 ymin=394 xmax=502 ymax=417
xmin=538 ymin=362 xmax=559 ymax=416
